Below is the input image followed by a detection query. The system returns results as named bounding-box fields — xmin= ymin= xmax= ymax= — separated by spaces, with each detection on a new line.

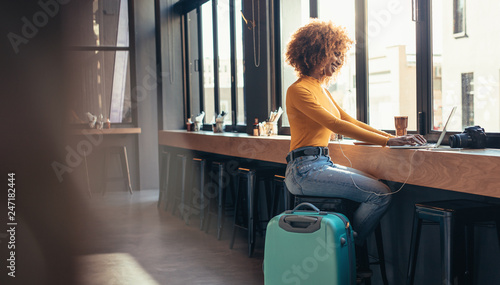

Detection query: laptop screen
xmin=435 ymin=106 xmax=457 ymax=147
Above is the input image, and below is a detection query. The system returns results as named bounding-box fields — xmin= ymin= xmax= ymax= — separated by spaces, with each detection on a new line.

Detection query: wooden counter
xmin=158 ymin=130 xmax=500 ymax=199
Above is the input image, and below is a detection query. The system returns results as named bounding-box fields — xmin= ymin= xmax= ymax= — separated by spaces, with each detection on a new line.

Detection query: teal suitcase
xmin=264 ymin=203 xmax=356 ymax=285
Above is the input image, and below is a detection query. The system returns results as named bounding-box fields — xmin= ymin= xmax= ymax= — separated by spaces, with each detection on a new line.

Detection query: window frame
xmin=68 ymin=0 xmax=138 ymax=127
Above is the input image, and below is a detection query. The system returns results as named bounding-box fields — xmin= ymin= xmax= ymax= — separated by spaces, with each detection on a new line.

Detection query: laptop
xmin=389 ymin=106 xmax=458 ymax=149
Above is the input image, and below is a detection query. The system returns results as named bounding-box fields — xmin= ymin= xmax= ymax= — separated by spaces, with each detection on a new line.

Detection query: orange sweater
xmin=286 ymin=76 xmax=392 ymax=151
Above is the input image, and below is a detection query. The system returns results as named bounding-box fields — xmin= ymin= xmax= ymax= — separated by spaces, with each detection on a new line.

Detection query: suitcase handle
xmin=279 ymin=215 xmax=322 ymax=233
xmin=283 ymin=215 xmax=318 ymax=224
xmin=291 ymin=202 xmax=321 ymax=213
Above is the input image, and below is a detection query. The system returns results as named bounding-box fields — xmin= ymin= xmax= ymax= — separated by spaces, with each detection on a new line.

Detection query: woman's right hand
xmin=387 ymin=135 xmax=427 ymax=146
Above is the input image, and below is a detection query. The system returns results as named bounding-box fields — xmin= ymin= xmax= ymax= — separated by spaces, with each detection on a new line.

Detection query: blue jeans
xmin=285 ymin=146 xmax=391 ymax=245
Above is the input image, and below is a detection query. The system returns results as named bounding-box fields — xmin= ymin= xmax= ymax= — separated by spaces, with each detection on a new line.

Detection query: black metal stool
xmin=170 ymin=154 xmax=188 ymax=217
xmin=406 ymin=199 xmax=500 ymax=285
xmin=158 ymin=150 xmax=171 ymax=209
xmin=203 ymin=161 xmax=226 ymax=238
xmin=270 ymin=174 xmax=293 ymax=216
xmin=184 ymin=157 xmax=208 ymax=228
xmin=102 ymin=146 xmax=133 ymax=195
xmin=230 ymin=167 xmax=274 ymax=257
xmin=203 ymin=161 xmax=236 ymax=239
xmin=293 ymin=195 xmax=389 ymax=285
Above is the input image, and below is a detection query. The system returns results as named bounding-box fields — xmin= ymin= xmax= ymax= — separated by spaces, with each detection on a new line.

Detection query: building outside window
xmin=433 ymin=0 xmax=499 ymax=132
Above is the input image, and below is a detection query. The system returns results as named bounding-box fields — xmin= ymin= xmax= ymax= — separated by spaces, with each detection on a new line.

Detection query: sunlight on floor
xmin=77 ymin=253 xmax=160 ymax=285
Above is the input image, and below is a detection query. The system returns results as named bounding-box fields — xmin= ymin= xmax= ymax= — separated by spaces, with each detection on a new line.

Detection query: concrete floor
xmin=77 ymin=189 xmax=265 ymax=285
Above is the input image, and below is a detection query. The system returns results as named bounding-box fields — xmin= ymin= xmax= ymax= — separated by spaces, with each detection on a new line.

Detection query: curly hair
xmin=285 ymin=19 xmax=354 ymax=85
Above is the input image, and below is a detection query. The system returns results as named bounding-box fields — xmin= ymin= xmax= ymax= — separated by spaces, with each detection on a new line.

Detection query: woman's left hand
xmin=387 ymin=135 xmax=427 ymax=146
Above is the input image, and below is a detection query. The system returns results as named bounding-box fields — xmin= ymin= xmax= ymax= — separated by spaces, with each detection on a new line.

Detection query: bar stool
xmin=293 ymin=195 xmax=389 ymax=285
xmin=158 ymin=150 xmax=171 ymax=209
xmin=102 ymin=146 xmax=133 ymax=195
xmin=203 ymin=161 xmax=236 ymax=240
xmin=170 ymin=154 xmax=188 ymax=217
xmin=406 ymin=199 xmax=500 ymax=285
xmin=184 ymin=157 xmax=207 ymax=229
xmin=230 ymin=167 xmax=274 ymax=257
xmin=269 ymin=174 xmax=293 ymax=216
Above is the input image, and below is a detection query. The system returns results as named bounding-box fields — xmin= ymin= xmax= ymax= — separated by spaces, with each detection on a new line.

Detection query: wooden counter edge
xmin=69 ymin=128 xmax=142 ymax=135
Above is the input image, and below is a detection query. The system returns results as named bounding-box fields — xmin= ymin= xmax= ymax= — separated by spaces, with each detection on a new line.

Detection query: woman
xmin=284 ymin=19 xmax=425 ymax=246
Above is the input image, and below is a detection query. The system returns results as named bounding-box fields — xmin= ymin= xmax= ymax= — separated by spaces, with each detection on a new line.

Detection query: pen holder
xmin=265 ymin=122 xmax=278 ymax=136
xmin=194 ymin=122 xmax=202 ymax=132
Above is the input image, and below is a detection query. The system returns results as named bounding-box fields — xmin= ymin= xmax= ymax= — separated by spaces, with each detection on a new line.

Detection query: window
xmin=279 ymin=0 xmax=417 ymax=133
xmin=65 ymin=0 xmax=134 ymax=125
xmin=201 ymin=2 xmax=215 ymax=122
xmin=367 ymin=0 xmax=417 ymax=131
xmin=235 ymin=0 xmax=245 ymax=125
xmin=318 ymin=0 xmax=356 ymax=117
xmin=453 ymin=0 xmax=466 ymax=37
xmin=279 ymin=0 xmax=310 ymax=127
xmin=183 ymin=0 xmax=245 ymax=129
xmin=432 ymin=0 xmax=499 ymax=133
xmin=279 ymin=0 xmax=356 ymax=128
xmin=217 ymin=0 xmax=232 ymax=125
